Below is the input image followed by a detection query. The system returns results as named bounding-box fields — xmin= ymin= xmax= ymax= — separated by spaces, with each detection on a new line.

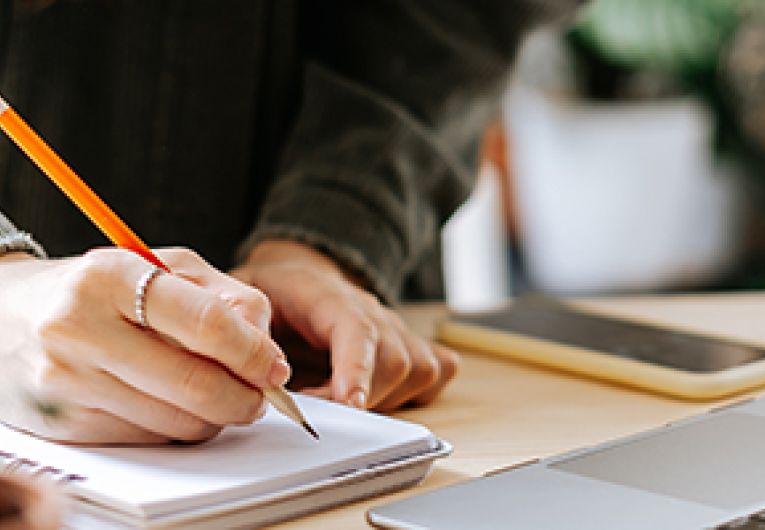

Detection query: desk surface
xmin=277 ymin=293 xmax=765 ymax=529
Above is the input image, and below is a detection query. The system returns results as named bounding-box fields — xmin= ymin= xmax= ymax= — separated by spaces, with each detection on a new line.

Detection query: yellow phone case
xmin=437 ymin=307 xmax=765 ymax=401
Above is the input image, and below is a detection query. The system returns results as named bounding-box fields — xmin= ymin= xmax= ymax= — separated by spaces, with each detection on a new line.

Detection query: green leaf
xmin=572 ymin=0 xmax=745 ymax=73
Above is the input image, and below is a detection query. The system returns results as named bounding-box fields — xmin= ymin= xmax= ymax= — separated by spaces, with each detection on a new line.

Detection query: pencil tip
xmin=302 ymin=421 xmax=320 ymax=440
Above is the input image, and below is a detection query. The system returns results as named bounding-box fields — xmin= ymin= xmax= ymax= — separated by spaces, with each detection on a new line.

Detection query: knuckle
xmin=162 ymin=247 xmax=203 ymax=267
xmin=410 ymin=349 xmax=440 ymax=387
xmin=353 ymin=314 xmax=380 ymax=344
xmin=366 ymin=303 xmax=388 ymax=324
xmin=180 ymin=361 xmax=222 ymax=406
xmin=438 ymin=347 xmax=461 ymax=382
xmin=348 ymin=357 xmax=374 ymax=377
xmin=194 ymin=297 xmax=233 ymax=347
xmin=360 ymin=290 xmax=381 ymax=307
xmin=384 ymin=345 xmax=411 ymax=380
xmin=36 ymin=361 xmax=72 ymax=391
xmin=81 ymin=246 xmax=122 ymax=265
xmin=68 ymin=260 xmax=106 ymax=299
xmin=68 ymin=249 xmax=131 ymax=303
xmin=80 ymin=247 xmax=127 ymax=278
xmin=35 ymin=313 xmax=71 ymax=345
xmin=167 ymin=409 xmax=220 ymax=442
xmin=386 ymin=309 xmax=406 ymax=329
xmin=35 ymin=304 xmax=87 ymax=348
xmin=251 ymin=289 xmax=271 ymax=311
xmin=241 ymin=290 xmax=272 ymax=318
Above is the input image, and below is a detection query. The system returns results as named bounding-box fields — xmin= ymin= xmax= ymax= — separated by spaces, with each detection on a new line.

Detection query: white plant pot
xmin=442 ymin=164 xmax=509 ymax=312
xmin=505 ymin=86 xmax=745 ymax=294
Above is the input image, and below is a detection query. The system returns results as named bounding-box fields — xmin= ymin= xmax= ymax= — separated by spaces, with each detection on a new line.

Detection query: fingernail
xmin=348 ymin=389 xmax=367 ymax=409
xmin=268 ymin=358 xmax=292 ymax=386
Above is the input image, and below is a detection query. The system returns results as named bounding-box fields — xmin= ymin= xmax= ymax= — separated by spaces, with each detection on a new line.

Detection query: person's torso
xmin=0 ymin=0 xmax=302 ymax=269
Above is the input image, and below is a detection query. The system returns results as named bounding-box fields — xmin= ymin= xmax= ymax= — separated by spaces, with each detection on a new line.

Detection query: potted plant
xmin=504 ymin=0 xmax=765 ymax=294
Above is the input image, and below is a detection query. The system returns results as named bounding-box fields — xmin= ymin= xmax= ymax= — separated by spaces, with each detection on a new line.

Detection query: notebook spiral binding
xmin=0 ymin=450 xmax=85 ymax=484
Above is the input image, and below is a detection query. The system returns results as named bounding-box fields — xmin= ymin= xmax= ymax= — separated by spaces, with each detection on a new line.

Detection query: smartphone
xmin=437 ymin=297 xmax=765 ymax=400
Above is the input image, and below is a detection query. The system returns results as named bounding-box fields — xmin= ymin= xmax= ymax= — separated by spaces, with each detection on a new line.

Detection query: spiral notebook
xmin=0 ymin=394 xmax=449 ymax=529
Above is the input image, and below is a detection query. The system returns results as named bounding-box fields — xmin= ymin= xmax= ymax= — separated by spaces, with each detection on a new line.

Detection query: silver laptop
xmin=368 ymin=396 xmax=765 ymax=529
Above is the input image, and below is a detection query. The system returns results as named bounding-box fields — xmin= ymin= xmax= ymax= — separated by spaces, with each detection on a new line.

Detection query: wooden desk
xmin=277 ymin=293 xmax=765 ymax=529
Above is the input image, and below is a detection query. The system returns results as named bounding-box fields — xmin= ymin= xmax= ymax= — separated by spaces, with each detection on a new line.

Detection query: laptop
xmin=368 ymin=396 xmax=765 ymax=529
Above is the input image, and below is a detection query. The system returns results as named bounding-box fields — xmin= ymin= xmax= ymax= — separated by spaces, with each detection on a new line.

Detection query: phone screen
xmin=455 ymin=298 xmax=765 ymax=373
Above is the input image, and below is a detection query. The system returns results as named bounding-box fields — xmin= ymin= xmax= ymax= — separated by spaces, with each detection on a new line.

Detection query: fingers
xmin=373 ymin=333 xmax=439 ymax=411
xmin=324 ymin=301 xmax=459 ymax=411
xmin=222 ymin=240 xmax=463 ymax=413
xmin=279 ymin=282 xmax=457 ymax=411
xmin=144 ymin=274 xmax=289 ymax=387
xmin=410 ymin=344 xmax=461 ymax=406
xmin=325 ymin=310 xmax=377 ymax=408
xmin=155 ymin=246 xmax=459 ymax=412
xmin=12 ymin=247 xmax=283 ymax=445
xmin=158 ymin=248 xmax=272 ymax=331
xmin=308 ymin=304 xmax=458 ymax=411
xmin=43 ymin=361 xmax=232 ymax=442
xmin=109 ymin=253 xmax=290 ymax=389
xmin=365 ymin=333 xmax=411 ymax=408
xmin=75 ymin=319 xmax=267 ymax=427
xmin=39 ymin=407 xmax=168 ymax=445
xmin=294 ymin=291 xmax=376 ymax=406
xmin=326 ymin=307 xmax=460 ymax=411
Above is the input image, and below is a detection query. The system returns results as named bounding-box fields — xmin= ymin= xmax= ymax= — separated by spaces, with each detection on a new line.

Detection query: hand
xmin=0 ymin=473 xmax=66 ymax=530
xmin=231 ymin=240 xmax=460 ymax=411
xmin=0 ymin=248 xmax=290 ymax=444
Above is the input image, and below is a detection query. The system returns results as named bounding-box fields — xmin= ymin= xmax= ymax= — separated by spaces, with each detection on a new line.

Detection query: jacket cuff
xmin=238 ymin=187 xmax=405 ymax=305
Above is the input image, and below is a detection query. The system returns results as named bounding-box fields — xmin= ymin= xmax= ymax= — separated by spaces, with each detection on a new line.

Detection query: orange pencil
xmin=0 ymin=95 xmax=168 ymax=271
xmin=0 ymin=93 xmax=318 ymax=440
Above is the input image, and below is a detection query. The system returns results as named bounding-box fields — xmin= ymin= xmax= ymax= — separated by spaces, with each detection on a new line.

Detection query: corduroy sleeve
xmin=242 ymin=0 xmax=579 ymax=303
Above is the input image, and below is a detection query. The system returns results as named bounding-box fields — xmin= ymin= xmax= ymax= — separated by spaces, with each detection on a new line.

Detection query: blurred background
xmin=442 ymin=0 xmax=765 ymax=312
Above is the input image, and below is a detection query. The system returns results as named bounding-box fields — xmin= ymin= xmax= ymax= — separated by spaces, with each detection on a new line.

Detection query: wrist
xmin=246 ymin=239 xmax=340 ymax=272
xmin=242 ymin=239 xmax=371 ymax=292
xmin=0 ymin=251 xmax=38 ymax=263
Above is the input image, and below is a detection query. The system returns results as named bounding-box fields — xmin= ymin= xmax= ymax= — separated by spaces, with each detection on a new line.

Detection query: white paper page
xmin=0 ymin=394 xmax=435 ymax=519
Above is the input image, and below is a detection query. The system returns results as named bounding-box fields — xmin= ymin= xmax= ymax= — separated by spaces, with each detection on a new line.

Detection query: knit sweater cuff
xmin=238 ymin=188 xmax=405 ymax=305
xmin=0 ymin=211 xmax=47 ymax=259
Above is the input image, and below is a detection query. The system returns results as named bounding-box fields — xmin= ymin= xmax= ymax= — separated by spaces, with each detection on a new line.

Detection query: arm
xmin=0 ymin=212 xmax=288 ymax=444
xmin=246 ymin=0 xmax=577 ymax=301
xmin=236 ymin=1 xmax=580 ymax=409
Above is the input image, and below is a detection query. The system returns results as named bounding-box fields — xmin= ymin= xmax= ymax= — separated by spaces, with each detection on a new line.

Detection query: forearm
xmin=242 ymin=1 xmax=581 ymax=302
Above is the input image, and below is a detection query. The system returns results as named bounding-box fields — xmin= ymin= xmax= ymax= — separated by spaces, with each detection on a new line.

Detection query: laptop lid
xmin=368 ymin=397 xmax=765 ymax=529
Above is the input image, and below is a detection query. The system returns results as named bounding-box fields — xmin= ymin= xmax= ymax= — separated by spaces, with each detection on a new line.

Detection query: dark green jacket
xmin=0 ymin=0 xmax=575 ymax=302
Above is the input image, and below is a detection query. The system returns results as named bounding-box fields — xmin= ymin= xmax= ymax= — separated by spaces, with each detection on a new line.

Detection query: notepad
xmin=0 ymin=394 xmax=448 ymax=529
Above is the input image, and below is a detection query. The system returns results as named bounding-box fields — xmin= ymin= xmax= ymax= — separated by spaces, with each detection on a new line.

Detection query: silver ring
xmin=135 ymin=266 xmax=163 ymax=328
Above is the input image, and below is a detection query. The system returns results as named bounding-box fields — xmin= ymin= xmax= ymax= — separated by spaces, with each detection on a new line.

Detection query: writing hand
xmin=0 ymin=248 xmax=289 ymax=444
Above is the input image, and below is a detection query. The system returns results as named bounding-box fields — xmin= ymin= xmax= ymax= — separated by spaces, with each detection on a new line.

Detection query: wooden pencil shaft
xmin=0 ymin=104 xmax=165 ymax=270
